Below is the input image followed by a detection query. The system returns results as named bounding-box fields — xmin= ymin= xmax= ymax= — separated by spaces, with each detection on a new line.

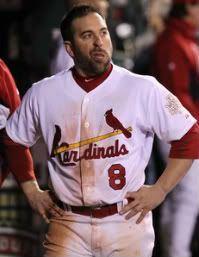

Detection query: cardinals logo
xmin=51 ymin=109 xmax=132 ymax=166
xmin=105 ymin=109 xmax=132 ymax=138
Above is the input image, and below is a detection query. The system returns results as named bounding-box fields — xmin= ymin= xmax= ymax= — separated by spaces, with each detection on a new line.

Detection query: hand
xmin=21 ymin=180 xmax=63 ymax=223
xmin=27 ymin=189 xmax=64 ymax=223
xmin=119 ymin=184 xmax=166 ymax=224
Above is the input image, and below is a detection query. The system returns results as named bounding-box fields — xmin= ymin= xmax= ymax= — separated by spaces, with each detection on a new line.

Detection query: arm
xmin=120 ymin=158 xmax=192 ymax=223
xmin=21 ymin=180 xmax=63 ymax=223
xmin=120 ymin=123 xmax=199 ymax=223
xmin=2 ymin=129 xmax=63 ymax=223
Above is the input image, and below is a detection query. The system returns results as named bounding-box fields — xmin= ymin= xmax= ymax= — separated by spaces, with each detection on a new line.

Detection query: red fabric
xmin=152 ymin=18 xmax=199 ymax=119
xmin=1 ymin=129 xmax=35 ymax=183
xmin=0 ymin=59 xmax=35 ymax=185
xmin=170 ymin=123 xmax=199 ymax=159
xmin=72 ymin=63 xmax=113 ymax=92
xmin=0 ymin=59 xmax=20 ymax=112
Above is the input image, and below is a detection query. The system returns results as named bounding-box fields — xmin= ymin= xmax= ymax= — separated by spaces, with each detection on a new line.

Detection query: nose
xmin=94 ymin=35 xmax=103 ymax=47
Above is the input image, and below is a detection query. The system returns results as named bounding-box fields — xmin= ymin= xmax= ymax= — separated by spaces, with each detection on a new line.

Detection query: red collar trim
xmin=71 ymin=64 xmax=113 ymax=92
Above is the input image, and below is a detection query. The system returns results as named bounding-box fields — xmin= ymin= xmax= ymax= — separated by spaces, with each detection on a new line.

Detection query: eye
xmin=100 ymin=29 xmax=108 ymax=36
xmin=82 ymin=32 xmax=93 ymax=39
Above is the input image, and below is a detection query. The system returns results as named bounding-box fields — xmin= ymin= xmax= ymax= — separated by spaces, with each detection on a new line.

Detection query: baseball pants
xmin=43 ymin=209 xmax=154 ymax=257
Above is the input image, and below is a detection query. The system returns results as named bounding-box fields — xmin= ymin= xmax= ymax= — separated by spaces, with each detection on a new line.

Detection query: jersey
xmin=6 ymin=64 xmax=196 ymax=206
xmin=0 ymin=59 xmax=20 ymax=185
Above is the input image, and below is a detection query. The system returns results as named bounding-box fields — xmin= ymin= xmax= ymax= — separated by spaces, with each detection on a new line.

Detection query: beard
xmin=73 ymin=47 xmax=112 ymax=77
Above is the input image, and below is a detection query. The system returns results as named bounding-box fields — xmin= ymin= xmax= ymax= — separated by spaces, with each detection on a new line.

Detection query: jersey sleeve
xmin=0 ymin=59 xmax=20 ymax=112
xmin=6 ymin=86 xmax=40 ymax=147
xmin=0 ymin=59 xmax=36 ymax=185
xmin=147 ymin=78 xmax=196 ymax=142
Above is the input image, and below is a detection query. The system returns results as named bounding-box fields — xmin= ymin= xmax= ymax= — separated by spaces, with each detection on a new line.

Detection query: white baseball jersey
xmin=6 ymin=64 xmax=196 ymax=206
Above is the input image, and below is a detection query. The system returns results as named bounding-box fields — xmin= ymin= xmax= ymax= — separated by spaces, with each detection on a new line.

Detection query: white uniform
xmin=6 ymin=64 xmax=196 ymax=257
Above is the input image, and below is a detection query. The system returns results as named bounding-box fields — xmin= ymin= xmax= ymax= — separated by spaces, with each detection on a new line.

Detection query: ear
xmin=64 ymin=41 xmax=74 ymax=58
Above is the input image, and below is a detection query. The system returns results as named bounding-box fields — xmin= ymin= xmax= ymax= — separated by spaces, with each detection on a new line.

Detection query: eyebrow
xmin=80 ymin=27 xmax=108 ymax=36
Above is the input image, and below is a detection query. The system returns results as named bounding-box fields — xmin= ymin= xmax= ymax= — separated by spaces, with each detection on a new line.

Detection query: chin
xmin=94 ymin=61 xmax=109 ymax=73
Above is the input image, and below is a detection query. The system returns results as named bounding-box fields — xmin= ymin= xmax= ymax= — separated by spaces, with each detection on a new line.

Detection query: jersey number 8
xmin=108 ymin=164 xmax=126 ymax=190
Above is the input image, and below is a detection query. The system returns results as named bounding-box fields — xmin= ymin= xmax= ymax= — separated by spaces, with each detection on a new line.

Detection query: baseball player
xmin=5 ymin=5 xmax=199 ymax=257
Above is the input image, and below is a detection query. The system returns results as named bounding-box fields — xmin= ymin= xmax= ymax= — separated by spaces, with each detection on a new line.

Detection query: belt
xmin=57 ymin=201 xmax=119 ymax=219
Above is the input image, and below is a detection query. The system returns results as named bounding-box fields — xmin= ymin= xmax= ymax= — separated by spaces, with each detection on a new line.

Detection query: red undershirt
xmin=71 ymin=63 xmax=113 ymax=92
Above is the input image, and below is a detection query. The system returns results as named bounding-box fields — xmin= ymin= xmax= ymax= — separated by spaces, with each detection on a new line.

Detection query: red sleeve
xmin=169 ymin=123 xmax=199 ymax=159
xmin=1 ymin=129 xmax=36 ymax=183
xmin=0 ymin=59 xmax=36 ymax=184
xmin=0 ymin=59 xmax=20 ymax=112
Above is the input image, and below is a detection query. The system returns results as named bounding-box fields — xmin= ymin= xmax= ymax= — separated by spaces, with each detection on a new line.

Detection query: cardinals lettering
xmin=51 ymin=110 xmax=132 ymax=166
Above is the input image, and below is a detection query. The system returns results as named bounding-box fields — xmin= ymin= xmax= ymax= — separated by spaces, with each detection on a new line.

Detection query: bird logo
xmin=104 ymin=109 xmax=132 ymax=138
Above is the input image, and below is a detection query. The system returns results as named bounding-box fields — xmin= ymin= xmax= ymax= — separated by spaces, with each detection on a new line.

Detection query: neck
xmin=74 ymin=64 xmax=111 ymax=79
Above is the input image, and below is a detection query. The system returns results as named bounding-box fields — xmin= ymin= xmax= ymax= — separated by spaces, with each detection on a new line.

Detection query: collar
xmin=71 ymin=63 xmax=113 ymax=93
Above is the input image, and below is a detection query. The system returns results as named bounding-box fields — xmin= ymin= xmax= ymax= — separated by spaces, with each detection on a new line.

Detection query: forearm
xmin=21 ymin=179 xmax=40 ymax=194
xmin=155 ymin=158 xmax=193 ymax=194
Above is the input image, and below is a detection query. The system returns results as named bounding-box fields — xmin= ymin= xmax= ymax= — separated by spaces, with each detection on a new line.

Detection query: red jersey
xmin=0 ymin=59 xmax=35 ymax=186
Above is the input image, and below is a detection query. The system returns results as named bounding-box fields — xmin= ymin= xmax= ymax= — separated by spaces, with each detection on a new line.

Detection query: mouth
xmin=92 ymin=51 xmax=106 ymax=61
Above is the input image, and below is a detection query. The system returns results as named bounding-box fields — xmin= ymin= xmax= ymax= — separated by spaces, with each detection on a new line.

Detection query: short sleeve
xmin=147 ymin=79 xmax=196 ymax=142
xmin=6 ymin=86 xmax=40 ymax=147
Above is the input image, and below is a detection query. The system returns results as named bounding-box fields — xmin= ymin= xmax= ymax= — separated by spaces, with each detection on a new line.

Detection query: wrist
xmin=154 ymin=182 xmax=168 ymax=197
xmin=21 ymin=179 xmax=41 ymax=196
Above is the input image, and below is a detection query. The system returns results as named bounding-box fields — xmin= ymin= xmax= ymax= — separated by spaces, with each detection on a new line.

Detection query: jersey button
xmin=84 ymin=122 xmax=90 ymax=128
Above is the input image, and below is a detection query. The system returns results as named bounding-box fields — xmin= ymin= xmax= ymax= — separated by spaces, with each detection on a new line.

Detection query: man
xmin=50 ymin=0 xmax=109 ymax=75
xmin=152 ymin=1 xmax=199 ymax=256
xmin=5 ymin=5 xmax=199 ymax=257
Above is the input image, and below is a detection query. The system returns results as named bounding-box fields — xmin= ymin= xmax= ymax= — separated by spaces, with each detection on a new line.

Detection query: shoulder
xmin=30 ymin=69 xmax=72 ymax=94
xmin=112 ymin=64 xmax=160 ymax=91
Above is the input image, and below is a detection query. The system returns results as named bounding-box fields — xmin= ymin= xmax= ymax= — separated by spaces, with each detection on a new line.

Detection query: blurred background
xmin=0 ymin=0 xmax=199 ymax=256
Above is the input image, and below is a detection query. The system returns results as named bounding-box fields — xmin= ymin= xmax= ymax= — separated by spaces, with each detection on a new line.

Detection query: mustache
xmin=91 ymin=48 xmax=107 ymax=54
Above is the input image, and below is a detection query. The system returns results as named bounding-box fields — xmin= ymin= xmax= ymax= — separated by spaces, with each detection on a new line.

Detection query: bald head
xmin=69 ymin=0 xmax=109 ymax=18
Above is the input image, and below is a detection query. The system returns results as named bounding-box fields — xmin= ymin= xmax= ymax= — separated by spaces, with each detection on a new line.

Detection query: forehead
xmin=71 ymin=12 xmax=107 ymax=33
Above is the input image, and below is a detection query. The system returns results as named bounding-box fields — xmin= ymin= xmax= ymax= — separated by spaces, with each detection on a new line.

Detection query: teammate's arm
xmin=3 ymin=129 xmax=63 ymax=223
xmin=120 ymin=123 xmax=199 ymax=223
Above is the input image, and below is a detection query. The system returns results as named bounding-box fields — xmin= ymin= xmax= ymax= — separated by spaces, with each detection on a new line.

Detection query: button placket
xmin=80 ymin=95 xmax=96 ymax=205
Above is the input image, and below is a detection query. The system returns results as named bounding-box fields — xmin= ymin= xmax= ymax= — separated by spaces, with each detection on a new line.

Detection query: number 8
xmin=108 ymin=164 xmax=126 ymax=190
